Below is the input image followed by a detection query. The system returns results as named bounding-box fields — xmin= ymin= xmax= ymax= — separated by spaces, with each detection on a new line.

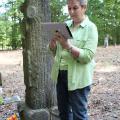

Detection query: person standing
xmin=49 ymin=0 xmax=98 ymax=120
xmin=104 ymin=34 xmax=109 ymax=48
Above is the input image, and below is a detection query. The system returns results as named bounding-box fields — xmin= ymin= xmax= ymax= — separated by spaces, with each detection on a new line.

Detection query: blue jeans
xmin=56 ymin=70 xmax=91 ymax=120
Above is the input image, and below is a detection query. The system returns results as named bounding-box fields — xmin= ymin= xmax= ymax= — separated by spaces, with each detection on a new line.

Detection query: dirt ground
xmin=0 ymin=46 xmax=120 ymax=120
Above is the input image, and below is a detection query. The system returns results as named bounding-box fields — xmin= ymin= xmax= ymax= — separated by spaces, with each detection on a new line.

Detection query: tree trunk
xmin=21 ymin=0 xmax=56 ymax=110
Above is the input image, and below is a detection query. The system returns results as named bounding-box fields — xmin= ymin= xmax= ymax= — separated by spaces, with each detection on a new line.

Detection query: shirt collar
xmin=80 ymin=16 xmax=89 ymax=27
xmin=68 ymin=16 xmax=89 ymax=28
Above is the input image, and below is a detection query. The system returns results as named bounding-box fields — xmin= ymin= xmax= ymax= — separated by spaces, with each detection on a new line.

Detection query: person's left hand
xmin=54 ymin=31 xmax=71 ymax=49
xmin=54 ymin=31 xmax=80 ymax=58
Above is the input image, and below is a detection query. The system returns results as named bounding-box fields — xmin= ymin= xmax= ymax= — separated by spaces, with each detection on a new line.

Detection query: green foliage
xmin=0 ymin=16 xmax=12 ymax=48
xmin=87 ymin=0 xmax=120 ymax=45
xmin=0 ymin=0 xmax=23 ymax=50
xmin=50 ymin=0 xmax=69 ymax=22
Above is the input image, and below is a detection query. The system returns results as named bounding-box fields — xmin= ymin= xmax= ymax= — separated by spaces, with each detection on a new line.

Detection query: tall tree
xmin=6 ymin=0 xmax=24 ymax=49
xmin=19 ymin=0 xmax=56 ymax=119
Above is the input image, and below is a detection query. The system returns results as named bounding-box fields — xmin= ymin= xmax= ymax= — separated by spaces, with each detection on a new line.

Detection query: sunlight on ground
xmin=0 ymin=56 xmax=21 ymax=65
xmin=95 ymin=63 xmax=119 ymax=73
xmin=0 ymin=51 xmax=22 ymax=65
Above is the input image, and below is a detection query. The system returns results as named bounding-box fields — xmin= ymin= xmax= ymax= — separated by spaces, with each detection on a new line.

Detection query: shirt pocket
xmin=73 ymin=39 xmax=86 ymax=48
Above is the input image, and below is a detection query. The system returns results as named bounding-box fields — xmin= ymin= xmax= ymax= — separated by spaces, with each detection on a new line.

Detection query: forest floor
xmin=0 ymin=46 xmax=120 ymax=120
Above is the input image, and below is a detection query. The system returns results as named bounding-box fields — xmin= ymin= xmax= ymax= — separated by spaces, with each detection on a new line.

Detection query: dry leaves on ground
xmin=0 ymin=46 xmax=120 ymax=120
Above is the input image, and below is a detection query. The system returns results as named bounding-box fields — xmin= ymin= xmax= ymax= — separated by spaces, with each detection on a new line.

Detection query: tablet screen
xmin=41 ymin=22 xmax=73 ymax=40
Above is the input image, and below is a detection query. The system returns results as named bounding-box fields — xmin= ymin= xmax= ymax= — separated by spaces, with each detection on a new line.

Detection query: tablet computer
xmin=41 ymin=22 xmax=73 ymax=40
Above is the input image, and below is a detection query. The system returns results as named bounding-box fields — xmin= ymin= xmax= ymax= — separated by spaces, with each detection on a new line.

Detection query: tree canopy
xmin=0 ymin=0 xmax=24 ymax=50
xmin=88 ymin=0 xmax=120 ymax=45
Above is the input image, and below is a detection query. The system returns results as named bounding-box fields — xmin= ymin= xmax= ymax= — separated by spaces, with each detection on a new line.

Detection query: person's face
xmin=67 ymin=0 xmax=86 ymax=23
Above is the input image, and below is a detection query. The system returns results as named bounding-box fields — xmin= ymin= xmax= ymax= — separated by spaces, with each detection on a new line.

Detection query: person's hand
xmin=49 ymin=37 xmax=57 ymax=50
xmin=54 ymin=31 xmax=71 ymax=49
xmin=50 ymin=31 xmax=80 ymax=58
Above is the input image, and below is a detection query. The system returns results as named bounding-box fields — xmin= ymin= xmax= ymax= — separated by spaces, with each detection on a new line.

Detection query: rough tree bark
xmin=18 ymin=0 xmax=57 ymax=119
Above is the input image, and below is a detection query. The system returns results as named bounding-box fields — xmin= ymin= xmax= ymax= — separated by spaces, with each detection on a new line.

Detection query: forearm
xmin=67 ymin=45 xmax=80 ymax=58
xmin=66 ymin=44 xmax=95 ymax=64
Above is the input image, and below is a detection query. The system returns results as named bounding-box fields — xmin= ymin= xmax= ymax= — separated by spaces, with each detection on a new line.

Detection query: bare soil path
xmin=0 ymin=46 xmax=120 ymax=120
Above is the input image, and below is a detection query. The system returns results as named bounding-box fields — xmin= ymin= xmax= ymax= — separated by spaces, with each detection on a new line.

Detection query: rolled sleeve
xmin=76 ymin=24 xmax=98 ymax=64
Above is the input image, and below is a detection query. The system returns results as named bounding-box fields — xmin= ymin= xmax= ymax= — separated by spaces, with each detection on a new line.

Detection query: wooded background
xmin=0 ymin=0 xmax=120 ymax=50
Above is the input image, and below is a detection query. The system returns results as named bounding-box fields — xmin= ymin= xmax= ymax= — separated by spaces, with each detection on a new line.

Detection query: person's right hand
xmin=49 ymin=37 xmax=57 ymax=50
